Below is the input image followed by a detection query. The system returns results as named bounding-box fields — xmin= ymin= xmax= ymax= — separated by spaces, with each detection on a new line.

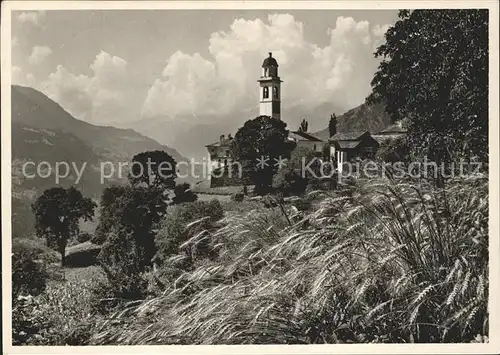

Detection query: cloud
xmin=17 ymin=10 xmax=46 ymax=26
xmin=142 ymin=14 xmax=390 ymax=124
xmin=28 ymin=45 xmax=52 ymax=65
xmin=12 ymin=66 xmax=36 ymax=87
xmin=40 ymin=51 xmax=129 ymax=123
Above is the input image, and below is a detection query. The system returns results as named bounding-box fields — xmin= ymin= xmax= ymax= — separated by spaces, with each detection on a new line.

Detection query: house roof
xmin=378 ymin=123 xmax=407 ymax=134
xmin=329 ymin=131 xmax=369 ymax=141
xmin=205 ymin=137 xmax=233 ymax=148
xmin=289 ymin=131 xmax=324 ymax=142
xmin=337 ymin=141 xmax=362 ymax=149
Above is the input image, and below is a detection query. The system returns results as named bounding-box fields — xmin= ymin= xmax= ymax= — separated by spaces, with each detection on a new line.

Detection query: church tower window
xmin=263 ymin=86 xmax=269 ymax=99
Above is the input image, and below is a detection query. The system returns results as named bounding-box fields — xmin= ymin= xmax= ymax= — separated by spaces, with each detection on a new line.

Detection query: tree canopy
xmin=298 ymin=118 xmax=309 ymax=133
xmin=231 ymin=115 xmax=295 ymax=194
xmin=367 ymin=9 xmax=488 ymax=162
xmin=32 ymin=187 xmax=96 ymax=266
xmin=328 ymin=113 xmax=337 ymax=138
xmin=129 ymin=150 xmax=177 ymax=190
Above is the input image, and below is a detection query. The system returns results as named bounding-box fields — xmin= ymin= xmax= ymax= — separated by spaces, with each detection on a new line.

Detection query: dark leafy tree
xmin=231 ymin=115 xmax=295 ymax=194
xmin=32 ymin=187 xmax=96 ymax=266
xmin=97 ymin=186 xmax=168 ymax=272
xmin=368 ymin=10 xmax=488 ymax=165
xmin=376 ymin=136 xmax=411 ymax=163
xmin=92 ymin=185 xmax=128 ymax=244
xmin=173 ymin=183 xmax=198 ymax=204
xmin=328 ymin=113 xmax=337 ymax=138
xmin=129 ymin=150 xmax=177 ymax=190
xmin=298 ymin=118 xmax=309 ymax=132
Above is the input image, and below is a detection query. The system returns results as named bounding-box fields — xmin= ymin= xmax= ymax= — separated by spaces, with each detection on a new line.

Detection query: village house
xmin=372 ymin=121 xmax=408 ymax=143
xmin=329 ymin=131 xmax=379 ymax=165
xmin=288 ymin=130 xmax=327 ymax=155
xmin=205 ymin=134 xmax=234 ymax=170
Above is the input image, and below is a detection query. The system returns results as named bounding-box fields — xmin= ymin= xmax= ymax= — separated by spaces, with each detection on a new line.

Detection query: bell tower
xmin=258 ymin=52 xmax=282 ymax=120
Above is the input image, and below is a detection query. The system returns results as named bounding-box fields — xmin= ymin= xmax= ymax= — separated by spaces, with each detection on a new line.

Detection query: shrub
xmin=12 ymin=238 xmax=56 ymax=298
xmin=173 ymin=183 xmax=198 ymax=204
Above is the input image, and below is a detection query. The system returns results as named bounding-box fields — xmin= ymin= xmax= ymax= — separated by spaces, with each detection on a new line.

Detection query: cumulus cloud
xmin=40 ymin=51 xmax=128 ymax=123
xmin=18 ymin=10 xmax=46 ymax=26
xmin=142 ymin=14 xmax=389 ymax=123
xmin=28 ymin=45 xmax=52 ymax=65
xmin=12 ymin=66 xmax=36 ymax=87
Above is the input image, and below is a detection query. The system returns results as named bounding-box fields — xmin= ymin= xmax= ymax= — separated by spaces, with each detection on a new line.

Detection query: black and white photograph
xmin=1 ymin=1 xmax=499 ymax=352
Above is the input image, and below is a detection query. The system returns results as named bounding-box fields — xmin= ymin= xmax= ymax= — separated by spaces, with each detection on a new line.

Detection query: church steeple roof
xmin=262 ymin=52 xmax=279 ymax=68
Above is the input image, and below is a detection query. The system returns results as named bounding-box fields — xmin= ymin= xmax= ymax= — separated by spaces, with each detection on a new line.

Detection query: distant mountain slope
xmin=11 ymin=85 xmax=190 ymax=237
xmin=118 ymin=102 xmax=345 ymax=160
xmin=12 ymin=85 xmax=185 ymax=162
xmin=314 ymin=102 xmax=392 ymax=140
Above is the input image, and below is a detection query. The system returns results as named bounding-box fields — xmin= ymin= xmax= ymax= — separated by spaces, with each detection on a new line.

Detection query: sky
xmin=12 ymin=9 xmax=399 ymax=154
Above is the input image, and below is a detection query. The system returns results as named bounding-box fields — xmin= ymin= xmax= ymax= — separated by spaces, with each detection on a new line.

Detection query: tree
xmin=328 ymin=113 xmax=337 ymax=138
xmin=92 ymin=185 xmax=128 ymax=244
xmin=129 ymin=150 xmax=177 ymax=190
xmin=376 ymin=136 xmax=411 ymax=163
xmin=172 ymin=183 xmax=198 ymax=204
xmin=231 ymin=115 xmax=295 ymax=194
xmin=368 ymin=10 xmax=488 ymax=165
xmin=97 ymin=186 xmax=168 ymax=272
xmin=32 ymin=187 xmax=96 ymax=266
xmin=298 ymin=118 xmax=309 ymax=132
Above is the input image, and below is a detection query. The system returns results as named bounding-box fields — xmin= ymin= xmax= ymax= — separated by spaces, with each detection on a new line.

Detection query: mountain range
xmin=114 ymin=101 xmax=391 ymax=159
xmin=313 ymin=102 xmax=391 ymax=140
xmin=11 ymin=85 xmax=189 ymax=237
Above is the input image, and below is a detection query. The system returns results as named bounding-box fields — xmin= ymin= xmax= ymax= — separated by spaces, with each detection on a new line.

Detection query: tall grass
xmin=91 ymin=175 xmax=488 ymax=344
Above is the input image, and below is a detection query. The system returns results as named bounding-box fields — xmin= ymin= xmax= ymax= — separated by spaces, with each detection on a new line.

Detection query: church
xmin=205 ymin=52 xmax=292 ymax=184
xmin=205 ymin=52 xmax=380 ymax=187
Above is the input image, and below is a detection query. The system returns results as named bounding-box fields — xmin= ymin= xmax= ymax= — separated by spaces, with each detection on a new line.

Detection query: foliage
xmin=13 ymin=275 xmax=104 ymax=345
xmin=368 ymin=9 xmax=488 ymax=162
xmin=273 ymin=146 xmax=333 ymax=196
xmin=97 ymin=186 xmax=167 ymax=272
xmin=173 ymin=183 xmax=198 ymax=204
xmin=32 ymin=187 xmax=96 ymax=266
xmin=98 ymin=185 xmax=168 ymax=272
xmin=154 ymin=199 xmax=224 ymax=266
xmin=91 ymin=175 xmax=488 ymax=344
xmin=129 ymin=150 xmax=177 ymax=190
xmin=93 ymin=185 xmax=128 ymax=244
xmin=12 ymin=238 xmax=56 ymax=298
xmin=328 ymin=113 xmax=337 ymax=138
xmin=298 ymin=118 xmax=309 ymax=133
xmin=375 ymin=136 xmax=411 ymax=163
xmin=231 ymin=115 xmax=295 ymax=195
xmin=91 ymin=185 xmax=169 ymax=306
